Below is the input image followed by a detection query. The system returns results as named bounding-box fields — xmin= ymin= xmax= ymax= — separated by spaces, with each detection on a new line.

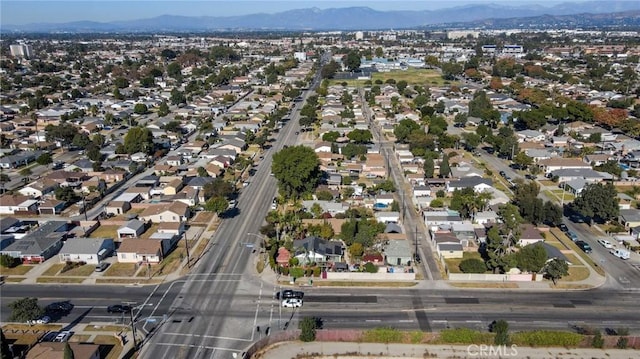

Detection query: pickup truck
xmin=610 ymin=248 xmax=631 ymax=260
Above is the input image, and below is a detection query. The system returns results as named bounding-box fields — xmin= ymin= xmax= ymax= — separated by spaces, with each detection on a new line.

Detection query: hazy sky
xmin=1 ymin=0 xmax=592 ymax=25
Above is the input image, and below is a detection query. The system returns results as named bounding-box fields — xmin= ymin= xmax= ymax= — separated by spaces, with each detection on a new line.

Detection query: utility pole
xmin=184 ymin=233 xmax=191 ymax=266
xmin=124 ymin=301 xmax=138 ymax=349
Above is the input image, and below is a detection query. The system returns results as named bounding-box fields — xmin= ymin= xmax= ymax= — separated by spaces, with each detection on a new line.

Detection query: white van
xmin=610 ymin=248 xmax=631 ymax=260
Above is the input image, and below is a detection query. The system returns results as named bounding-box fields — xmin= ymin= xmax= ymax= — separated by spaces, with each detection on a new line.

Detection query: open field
xmin=372 ymin=69 xmax=451 ymax=85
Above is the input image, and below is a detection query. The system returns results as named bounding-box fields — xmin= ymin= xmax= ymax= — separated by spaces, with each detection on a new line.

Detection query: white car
xmin=281 ymin=298 xmax=303 ymax=308
xmin=53 ymin=331 xmax=72 ymax=342
xmin=597 ymin=239 xmax=614 ymax=249
xmin=27 ymin=316 xmax=51 ymax=325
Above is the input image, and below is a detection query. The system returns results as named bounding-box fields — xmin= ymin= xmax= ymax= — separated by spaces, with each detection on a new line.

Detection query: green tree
xmin=349 ymin=243 xmax=364 ymax=258
xmin=204 ymin=196 xmax=228 ymax=214
xmin=345 ymin=51 xmax=361 ymax=72
xmin=396 ymin=80 xmax=408 ymax=93
xmin=197 ymin=167 xmax=210 ymax=177
xmin=322 ymin=131 xmax=340 ymax=142
xmin=459 ymin=258 xmax=486 ymax=273
xmin=36 ymin=153 xmax=53 ymax=166
xmin=45 ymin=123 xmax=78 ymax=147
xmin=203 ymin=178 xmax=234 ymax=199
xmin=544 ymin=258 xmax=569 ymax=285
xmin=9 ymin=297 xmax=44 ymax=322
xmin=347 ymin=129 xmax=372 ymax=144
xmin=591 ymin=331 xmax=604 ymax=348
xmin=424 ymin=158 xmax=434 ymax=178
xmin=123 ymin=127 xmax=154 ymax=155
xmin=299 ymin=317 xmax=318 ymax=342
xmin=513 ymin=152 xmax=533 ymax=170
xmin=157 ymin=101 xmax=170 ymax=117
xmin=133 ymin=103 xmax=148 ymax=115
xmin=0 ymin=254 xmax=19 ymax=268
xmin=54 ymin=187 xmax=77 ymax=202
xmin=516 ymin=243 xmax=548 ymax=273
xmin=439 ymin=155 xmax=450 ymax=178
xmin=63 ymin=342 xmax=75 ymax=359
xmin=491 ymin=320 xmax=510 ymax=345
xmin=167 ymin=62 xmax=182 ymax=79
xmin=114 ymin=77 xmax=129 ymax=89
xmin=394 ymin=119 xmax=420 ymax=143
xmin=570 ymin=182 xmax=619 ymax=223
xmin=272 ymin=145 xmax=321 ymax=199
xmin=363 ymin=262 xmax=378 ymax=273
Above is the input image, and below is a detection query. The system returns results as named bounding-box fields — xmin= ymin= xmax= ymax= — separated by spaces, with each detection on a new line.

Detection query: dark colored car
xmin=558 ymin=223 xmax=569 ymax=232
xmin=276 ymin=290 xmax=304 ymax=300
xmin=107 ymin=305 xmax=132 ymax=313
xmin=525 ymin=174 xmax=536 ymax=180
xmin=499 ymin=171 xmax=506 ymax=178
xmin=46 ymin=301 xmax=73 ymax=313
xmin=576 ymin=240 xmax=592 ymax=254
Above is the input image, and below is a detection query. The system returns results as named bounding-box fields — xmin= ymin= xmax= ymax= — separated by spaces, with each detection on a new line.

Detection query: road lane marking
xmin=155 ymin=342 xmax=240 ymax=353
xmin=161 ymin=332 xmax=252 ymax=342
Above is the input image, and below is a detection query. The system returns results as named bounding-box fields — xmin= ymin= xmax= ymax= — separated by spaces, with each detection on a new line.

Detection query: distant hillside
xmin=427 ymin=10 xmax=640 ymax=30
xmin=2 ymin=1 xmax=640 ymax=32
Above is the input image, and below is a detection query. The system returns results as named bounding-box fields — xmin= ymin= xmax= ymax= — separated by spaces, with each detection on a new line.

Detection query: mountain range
xmin=3 ymin=1 xmax=640 ymax=32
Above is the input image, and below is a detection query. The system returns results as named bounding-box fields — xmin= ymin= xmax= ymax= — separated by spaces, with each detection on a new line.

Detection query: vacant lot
xmin=372 ymin=69 xmax=450 ymax=85
xmin=89 ymin=225 xmax=119 ymax=239
xmin=444 ymin=251 xmax=484 ymax=274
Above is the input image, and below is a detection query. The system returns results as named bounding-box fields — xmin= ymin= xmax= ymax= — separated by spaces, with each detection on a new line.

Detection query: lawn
xmin=562 ymin=253 xmax=581 ymax=265
xmin=372 ymin=69 xmax=451 ymax=85
xmin=4 ymin=277 xmax=24 ymax=283
xmin=538 ymin=180 xmax=556 ymax=186
xmin=564 ymin=266 xmax=590 ymax=282
xmin=545 ymin=240 xmax=567 ymax=251
xmin=450 ymin=282 xmax=518 ymax=289
xmin=36 ymin=277 xmax=84 ymax=284
xmin=444 ymin=251 xmax=484 ymax=274
xmin=154 ymin=240 xmax=188 ymax=276
xmin=89 ymin=225 xmax=119 ymax=239
xmin=311 ymin=281 xmax=418 ymax=287
xmin=0 ymin=265 xmax=35 ymax=276
xmin=95 ymin=278 xmax=162 ymax=285
xmin=41 ymin=263 xmax=65 ymax=276
xmin=326 ymin=79 xmax=368 ymax=87
xmin=59 ymin=264 xmax=95 ymax=277
xmin=103 ymin=263 xmax=138 ymax=277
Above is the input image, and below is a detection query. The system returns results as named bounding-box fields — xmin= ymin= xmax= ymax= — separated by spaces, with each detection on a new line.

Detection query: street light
xmin=247 ymin=232 xmax=268 ymax=250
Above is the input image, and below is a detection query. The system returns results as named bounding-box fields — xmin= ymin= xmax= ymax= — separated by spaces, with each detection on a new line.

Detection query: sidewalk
xmin=256 ymin=341 xmax=637 ymax=359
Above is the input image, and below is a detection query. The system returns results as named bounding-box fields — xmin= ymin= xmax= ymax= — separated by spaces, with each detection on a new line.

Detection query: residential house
xmin=413 ymin=185 xmax=431 ymax=197
xmin=0 ymin=194 xmax=38 ymax=214
xmin=423 ymin=210 xmax=464 ymax=230
xmin=451 ymin=222 xmax=475 ymax=247
xmin=58 ymin=237 xmax=115 ymax=264
xmin=518 ymin=224 xmax=545 ymax=246
xmin=157 ymin=221 xmax=185 ymax=236
xmin=473 ymin=210 xmax=498 ymax=225
xmin=149 ymin=232 xmax=180 ymax=255
xmin=375 ymin=211 xmax=400 ymax=223
xmin=375 ymin=194 xmax=395 ymax=206
xmin=18 ymin=179 xmax=58 ymax=198
xmin=117 ymin=219 xmax=146 ymax=239
xmin=619 ymin=209 xmax=640 ymax=229
xmin=432 ymin=232 xmax=464 ymax=259
xmin=301 ymin=200 xmax=348 ymax=216
xmin=38 ymin=199 xmax=66 ymax=215
xmin=384 ymin=239 xmax=413 ymax=266
xmin=293 ymin=236 xmax=343 ymax=265
xmin=538 ymin=158 xmax=591 ymax=175
xmin=362 ymin=253 xmax=384 ymax=266
xmin=446 ymin=177 xmax=493 ymax=193
xmin=0 ymin=221 xmax=69 ymax=263
xmin=516 ymin=129 xmax=546 ymax=143
xmin=314 ymin=141 xmax=332 ymax=153
xmin=276 ymin=247 xmax=291 ymax=267
xmin=117 ymin=238 xmax=163 ymax=263
xmin=140 ymin=201 xmax=190 ymax=223
xmin=26 ymin=342 xmax=100 ymax=359
xmin=618 ymin=193 xmax=634 ymax=210
xmin=163 ymin=178 xmax=184 ymax=196
xmin=105 ymin=201 xmax=131 ymax=216
xmin=551 ymin=168 xmax=610 ymax=183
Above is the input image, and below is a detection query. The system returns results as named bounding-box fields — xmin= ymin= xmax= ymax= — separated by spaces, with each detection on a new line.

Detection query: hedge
xmin=362 ymin=327 xmax=404 ymax=343
xmin=438 ymin=328 xmax=494 ymax=344
xmin=511 ymin=330 xmax=583 ymax=347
